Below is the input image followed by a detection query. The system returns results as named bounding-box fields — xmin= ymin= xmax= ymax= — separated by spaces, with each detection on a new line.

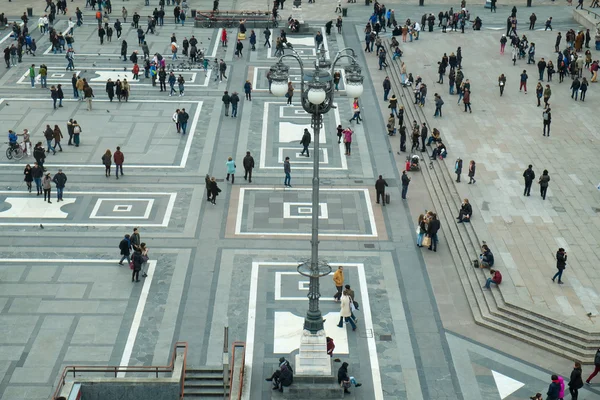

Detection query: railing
xmin=51 ymin=342 xmax=188 ymax=400
xmin=580 ymin=6 xmax=600 ymax=20
xmin=228 ymin=342 xmax=246 ymax=400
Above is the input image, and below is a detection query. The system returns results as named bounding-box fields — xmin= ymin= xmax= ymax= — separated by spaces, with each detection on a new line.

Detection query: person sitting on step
xmin=457 ymin=198 xmax=472 ymax=223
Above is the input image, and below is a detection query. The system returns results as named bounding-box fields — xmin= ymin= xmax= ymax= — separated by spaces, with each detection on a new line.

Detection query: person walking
xmin=498 ymin=74 xmax=506 ymax=96
xmin=230 ymin=92 xmax=240 ymax=118
xmin=535 ymin=82 xmax=543 ymax=107
xmin=52 ymin=169 xmax=67 ymax=202
xmin=119 ymin=234 xmax=132 ymax=265
xmin=114 ymin=146 xmax=124 ymax=178
xmin=433 ymin=93 xmax=444 ymax=117
xmin=569 ymin=362 xmax=584 ymax=400
xmin=205 ymin=174 xmax=212 ymax=201
xmin=523 ymin=164 xmax=535 ymax=196
xmin=283 ymin=157 xmax=291 ymax=187
xmin=225 ymin=157 xmax=236 ymax=184
xmin=337 ymin=290 xmax=357 ymax=331
xmin=222 ymin=90 xmax=231 ymax=116
xmin=455 ymin=158 xmax=462 ymax=182
xmin=543 ymin=85 xmax=551 ymax=108
xmin=375 ymin=175 xmax=388 ymax=205
xmin=300 ymin=128 xmax=311 ymax=157
xmin=332 ymin=266 xmax=344 ymax=301
xmin=571 ymin=77 xmax=581 ymax=100
xmin=178 ymin=108 xmax=189 ymax=135
xmin=53 ymin=125 xmax=63 ymax=152
xmin=463 ymin=88 xmax=472 ymax=113
xmin=586 ymin=349 xmax=600 ymax=384
xmin=286 ymin=82 xmax=294 ymax=105
xmin=543 ymin=107 xmax=551 ymax=136
xmin=102 ymin=149 xmax=112 ymax=177
xmin=539 ymin=169 xmax=550 ymax=200
xmin=519 ymin=70 xmax=528 ymax=93
xmin=243 ymin=151 xmax=254 ymax=183
xmin=42 ymin=172 xmax=53 ymax=203
xmin=468 ymin=160 xmax=476 ymax=184
xmin=72 ymin=120 xmax=82 ymax=147
xmin=44 ymin=125 xmax=56 ymax=155
xmin=551 ymin=247 xmax=567 ymax=284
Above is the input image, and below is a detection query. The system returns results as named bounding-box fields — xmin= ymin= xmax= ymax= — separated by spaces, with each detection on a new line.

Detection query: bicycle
xmin=5 ymin=142 xmax=24 ymax=160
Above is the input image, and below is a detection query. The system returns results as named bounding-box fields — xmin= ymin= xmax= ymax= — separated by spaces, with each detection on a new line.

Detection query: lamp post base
xmin=294 ymin=329 xmax=331 ymax=376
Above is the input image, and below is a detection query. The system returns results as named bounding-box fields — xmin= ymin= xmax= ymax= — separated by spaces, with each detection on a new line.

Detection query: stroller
xmin=406 ymin=154 xmax=421 ymax=172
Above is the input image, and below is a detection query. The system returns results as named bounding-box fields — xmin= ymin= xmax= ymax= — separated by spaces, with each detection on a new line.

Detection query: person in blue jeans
xmin=426 ymin=213 xmax=441 ymax=252
xmin=483 ymin=269 xmax=502 ymax=289
xmin=52 ymin=169 xmax=67 ymax=202
xmin=118 ymin=234 xmax=132 ymax=266
xmin=552 ymin=248 xmax=567 ymax=284
xmin=337 ymin=291 xmax=357 ymax=331
xmin=178 ymin=108 xmax=189 ymax=135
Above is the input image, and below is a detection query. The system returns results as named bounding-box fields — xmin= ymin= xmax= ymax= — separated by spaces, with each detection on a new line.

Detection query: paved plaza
xmin=2 ymin=0 xmax=600 ymax=399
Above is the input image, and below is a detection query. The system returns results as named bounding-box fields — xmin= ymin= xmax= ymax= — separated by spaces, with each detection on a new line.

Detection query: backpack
xmin=171 ymin=43 xmax=176 ymax=52
xmin=543 ymin=112 xmax=549 ymax=121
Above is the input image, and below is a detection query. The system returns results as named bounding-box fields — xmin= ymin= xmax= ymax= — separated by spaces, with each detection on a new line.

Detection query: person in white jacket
xmin=337 ymin=290 xmax=357 ymax=331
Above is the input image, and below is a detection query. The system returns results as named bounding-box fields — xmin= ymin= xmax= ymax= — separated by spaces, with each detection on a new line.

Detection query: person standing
xmin=539 ymin=169 xmax=550 ymax=200
xmin=209 ymin=177 xmax=221 ymax=205
xmin=131 ymin=246 xmax=143 ymax=282
xmin=42 ymin=172 xmax=53 ymax=203
xmin=332 ymin=266 xmax=344 ymax=301
xmin=543 ymin=85 xmax=551 ymax=108
xmin=463 ymin=88 xmax=472 ymax=113
xmin=586 ymin=349 xmax=600 ymax=384
xmin=225 ymin=157 xmax=236 ymax=184
xmin=343 ymin=127 xmax=353 ymax=156
xmin=114 ymin=146 xmax=124 ymax=179
xmin=32 ymin=162 xmax=43 ymax=195
xmin=205 ymin=174 xmax=212 ymax=201
xmin=569 ymin=362 xmax=584 ymax=400
xmin=468 ymin=160 xmax=476 ymax=184
xmin=455 ymin=158 xmax=462 ymax=182
xmin=243 ymin=151 xmax=254 ymax=183
xmin=24 ymin=164 xmax=33 ymax=193
xmin=547 ymin=375 xmax=561 ymax=400
xmin=523 ymin=164 xmax=535 ymax=196
xmin=83 ymin=84 xmax=94 ymax=111
xmin=300 ymin=128 xmax=311 ymax=157
xmin=426 ymin=213 xmax=441 ymax=252
xmin=106 ymin=78 xmax=115 ymax=102
xmin=244 ymin=80 xmax=252 ymax=101
xmin=383 ymin=76 xmax=391 ymax=101
xmin=286 ymin=82 xmax=294 ymax=105
xmin=29 ymin=64 xmax=36 ymax=88
xmin=401 ymin=170 xmax=411 ymax=199
xmin=130 ymin=227 xmax=141 ymax=251
xmin=529 ymin=13 xmax=536 ymax=30
xmin=283 ymin=157 xmax=291 ymax=187
xmin=52 ymin=169 xmax=67 ymax=202
xmin=33 ymin=143 xmax=46 ymax=171
xmin=375 ymin=175 xmax=388 ymax=205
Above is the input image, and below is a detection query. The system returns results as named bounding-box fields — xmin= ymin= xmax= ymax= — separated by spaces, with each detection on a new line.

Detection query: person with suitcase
xmin=375 ymin=175 xmax=388 ymax=206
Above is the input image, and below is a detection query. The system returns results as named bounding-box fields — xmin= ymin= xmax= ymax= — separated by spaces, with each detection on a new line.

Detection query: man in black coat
xmin=375 ymin=175 xmax=388 ymax=205
xmin=401 ymin=170 xmax=410 ymax=199
xmin=523 ymin=164 xmax=535 ymax=196
xmin=118 ymin=234 xmax=132 ymax=265
xmin=569 ymin=362 xmax=584 ymax=399
xmin=427 ymin=214 xmax=441 ymax=252
xmin=420 ymin=123 xmax=428 ymax=151
xmin=243 ymin=151 xmax=255 ymax=183
xmin=300 ymin=128 xmax=311 ymax=157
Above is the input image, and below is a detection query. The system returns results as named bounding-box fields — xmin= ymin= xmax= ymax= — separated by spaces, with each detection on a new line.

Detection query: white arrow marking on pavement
xmin=492 ymin=370 xmax=525 ymax=399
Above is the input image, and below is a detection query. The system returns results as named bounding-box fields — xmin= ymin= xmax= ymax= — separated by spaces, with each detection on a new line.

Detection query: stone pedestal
xmin=294 ymin=330 xmax=331 ymax=376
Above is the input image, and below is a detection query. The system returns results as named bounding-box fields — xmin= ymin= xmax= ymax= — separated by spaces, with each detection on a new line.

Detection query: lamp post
xmin=270 ymin=46 xmax=364 ymax=376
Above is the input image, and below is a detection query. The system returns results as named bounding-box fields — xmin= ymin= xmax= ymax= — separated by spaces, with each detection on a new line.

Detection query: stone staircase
xmin=382 ymin=39 xmax=600 ymax=364
xmin=183 ymin=366 xmax=229 ymax=398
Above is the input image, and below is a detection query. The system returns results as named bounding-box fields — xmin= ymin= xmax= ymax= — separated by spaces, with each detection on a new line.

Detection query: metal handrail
xmin=51 ymin=342 xmax=188 ymax=400
xmin=581 ymin=6 xmax=600 ymax=20
xmin=228 ymin=341 xmax=246 ymax=400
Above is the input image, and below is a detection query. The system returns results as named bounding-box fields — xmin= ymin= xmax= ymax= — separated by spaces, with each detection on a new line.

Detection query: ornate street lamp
xmin=270 ymin=46 xmax=364 ymax=376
